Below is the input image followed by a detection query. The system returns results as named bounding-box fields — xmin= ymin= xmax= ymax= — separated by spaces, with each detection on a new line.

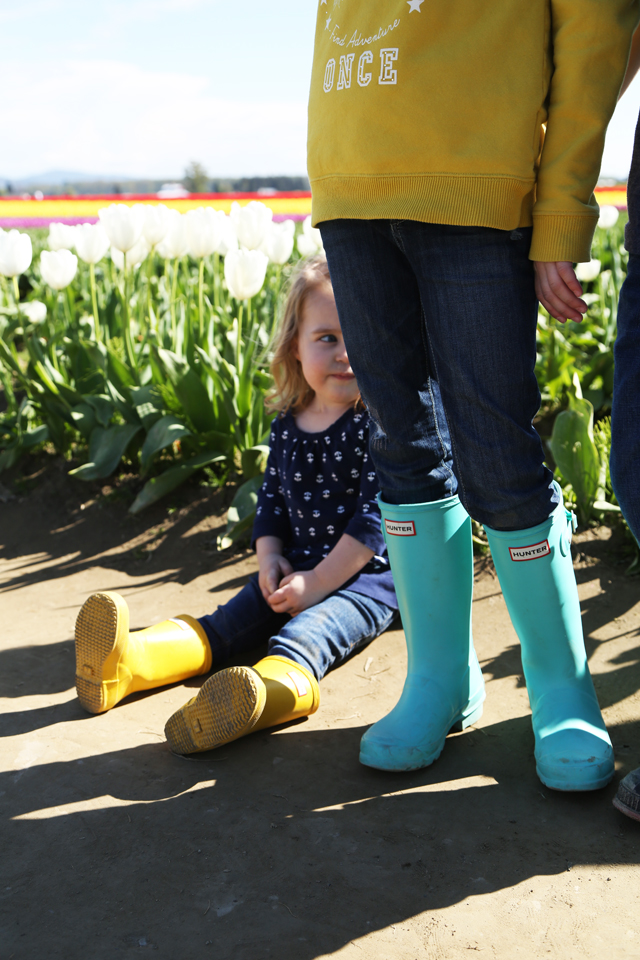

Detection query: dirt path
xmin=2 ymin=464 xmax=640 ymax=959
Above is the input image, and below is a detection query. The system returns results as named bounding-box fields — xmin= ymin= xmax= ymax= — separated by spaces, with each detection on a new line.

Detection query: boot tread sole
xmin=75 ymin=593 xmax=121 ymax=714
xmin=165 ymin=666 xmax=265 ymax=754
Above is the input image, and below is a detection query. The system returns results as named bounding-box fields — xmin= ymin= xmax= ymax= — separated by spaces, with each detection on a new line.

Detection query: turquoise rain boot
xmin=484 ymin=496 xmax=614 ymax=791
xmin=359 ymin=495 xmax=485 ymax=771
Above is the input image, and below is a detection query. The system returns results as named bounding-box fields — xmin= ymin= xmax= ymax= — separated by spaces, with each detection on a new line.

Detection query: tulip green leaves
xmin=140 ymin=416 xmax=192 ymax=473
xmin=549 ymin=377 xmax=620 ymax=523
xmin=216 ymin=474 xmax=265 ymax=550
xmin=0 ymin=204 xmax=292 ymax=518
xmin=130 ymin=450 xmax=227 ymax=515
xmin=70 ymin=423 xmax=143 ymax=481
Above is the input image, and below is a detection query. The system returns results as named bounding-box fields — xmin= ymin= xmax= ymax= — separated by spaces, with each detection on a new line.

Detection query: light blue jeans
xmin=198 ymin=574 xmax=397 ymax=681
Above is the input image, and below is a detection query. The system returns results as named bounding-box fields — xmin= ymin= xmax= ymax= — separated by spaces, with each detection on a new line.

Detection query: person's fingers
xmin=535 ymin=277 xmax=569 ymax=322
xmin=544 ymin=266 xmax=586 ymax=319
xmin=266 ymin=572 xmax=278 ymax=594
xmin=259 ymin=576 xmax=271 ymax=601
xmin=267 ymin=592 xmax=290 ymax=612
xmin=280 ymin=558 xmax=294 ymax=577
xmin=535 ymin=272 xmax=578 ymax=322
xmin=534 ymin=262 xmax=586 ymax=322
xmin=556 ymin=261 xmax=584 ymax=299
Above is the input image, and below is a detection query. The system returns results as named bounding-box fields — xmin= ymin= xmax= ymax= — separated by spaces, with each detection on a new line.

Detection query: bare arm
xmin=267 ymin=533 xmax=374 ymax=616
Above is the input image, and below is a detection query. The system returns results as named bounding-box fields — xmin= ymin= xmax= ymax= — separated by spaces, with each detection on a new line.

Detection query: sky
xmin=0 ymin=0 xmax=638 ymax=182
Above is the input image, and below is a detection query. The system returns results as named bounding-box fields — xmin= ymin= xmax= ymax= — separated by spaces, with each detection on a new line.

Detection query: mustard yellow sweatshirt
xmin=308 ymin=0 xmax=638 ymax=262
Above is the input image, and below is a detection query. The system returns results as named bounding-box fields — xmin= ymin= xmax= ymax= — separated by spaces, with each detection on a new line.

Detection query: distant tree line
xmin=1 ymin=161 xmax=310 ymax=197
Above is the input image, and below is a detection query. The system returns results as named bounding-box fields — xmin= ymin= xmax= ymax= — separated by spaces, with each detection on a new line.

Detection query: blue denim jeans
xmin=611 ymin=253 xmax=640 ymax=544
xmin=198 ymin=575 xmax=396 ymax=681
xmin=319 ymin=220 xmax=559 ymax=531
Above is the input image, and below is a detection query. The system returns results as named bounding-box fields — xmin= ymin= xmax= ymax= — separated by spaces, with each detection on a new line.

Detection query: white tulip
xmin=40 ymin=249 xmax=78 ymax=290
xmin=48 ymin=222 xmax=77 ymax=251
xmin=261 ymin=220 xmax=295 ymax=265
xmin=202 ymin=207 xmax=236 ymax=255
xmin=20 ymin=300 xmax=47 ymax=323
xmin=230 ymin=200 xmax=273 ymax=251
xmin=598 ymin=205 xmax=619 ymax=229
xmin=142 ymin=203 xmax=173 ymax=246
xmin=215 ymin=213 xmax=238 ymax=256
xmin=224 ymin=248 xmax=269 ymax=300
xmin=185 ymin=207 xmax=217 ymax=258
xmin=110 ymin=235 xmax=151 ymax=270
xmin=575 ymin=259 xmax=601 ymax=283
xmin=0 ymin=230 xmax=32 ymax=277
xmin=74 ymin=223 xmax=110 ymax=265
xmin=98 ymin=203 xmax=145 ymax=253
xmin=297 ymin=216 xmax=324 ymax=257
xmin=156 ymin=210 xmax=190 ymax=259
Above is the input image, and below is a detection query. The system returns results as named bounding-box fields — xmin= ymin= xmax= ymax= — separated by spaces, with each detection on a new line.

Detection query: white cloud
xmin=7 ymin=51 xmax=633 ymax=185
xmin=0 ymin=0 xmax=208 ymax=24
xmin=0 ymin=1 xmax=60 ymax=24
xmin=0 ymin=59 xmax=308 ymax=179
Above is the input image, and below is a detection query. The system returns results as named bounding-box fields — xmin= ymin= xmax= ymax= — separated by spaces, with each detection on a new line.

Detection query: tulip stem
xmin=171 ymin=257 xmax=180 ymax=346
xmin=89 ymin=263 xmax=101 ymax=343
xmin=12 ymin=277 xmax=21 ymax=319
xmin=64 ymin=288 xmax=73 ymax=328
xmin=235 ymin=302 xmax=243 ymax=373
xmin=198 ymin=258 xmax=205 ymax=341
xmin=213 ymin=253 xmax=220 ymax=309
xmin=122 ymin=260 xmax=137 ymax=372
xmin=247 ymin=296 xmax=253 ymax=345
xmin=146 ymin=248 xmax=155 ymax=335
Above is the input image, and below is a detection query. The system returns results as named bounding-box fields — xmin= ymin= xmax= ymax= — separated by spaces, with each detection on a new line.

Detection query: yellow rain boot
xmin=164 ymin=655 xmax=320 ymax=754
xmin=75 ymin=592 xmax=212 ymax=714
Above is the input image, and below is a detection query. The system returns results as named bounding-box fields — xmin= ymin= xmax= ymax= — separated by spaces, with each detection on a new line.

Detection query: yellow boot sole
xmin=164 ymin=666 xmax=267 ymax=754
xmin=75 ymin=592 xmax=129 ymax=714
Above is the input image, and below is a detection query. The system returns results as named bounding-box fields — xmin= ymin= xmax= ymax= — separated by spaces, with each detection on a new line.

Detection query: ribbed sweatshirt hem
xmin=311 ymin=173 xmax=536 ymax=231
xmin=311 ymin=174 xmax=599 ymax=263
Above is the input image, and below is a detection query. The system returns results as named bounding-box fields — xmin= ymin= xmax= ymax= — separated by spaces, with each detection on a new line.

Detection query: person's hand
xmin=258 ymin=553 xmax=294 ymax=601
xmin=534 ymin=261 xmax=587 ymax=324
xmin=267 ymin=570 xmax=328 ymax=616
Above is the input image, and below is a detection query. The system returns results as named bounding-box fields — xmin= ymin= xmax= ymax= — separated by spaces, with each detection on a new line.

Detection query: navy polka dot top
xmin=252 ymin=407 xmax=396 ymax=609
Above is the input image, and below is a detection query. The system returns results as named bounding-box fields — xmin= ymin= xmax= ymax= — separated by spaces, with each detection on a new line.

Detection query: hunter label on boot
xmin=509 ymin=540 xmax=551 ymax=561
xmin=384 ymin=520 xmax=416 ymax=536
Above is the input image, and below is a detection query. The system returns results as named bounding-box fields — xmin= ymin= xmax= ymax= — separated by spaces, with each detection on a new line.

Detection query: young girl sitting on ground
xmin=74 ymin=255 xmax=397 ymax=754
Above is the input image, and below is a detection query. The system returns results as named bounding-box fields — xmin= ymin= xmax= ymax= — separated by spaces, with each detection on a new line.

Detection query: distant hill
xmin=0 ymin=172 xmax=310 ymax=196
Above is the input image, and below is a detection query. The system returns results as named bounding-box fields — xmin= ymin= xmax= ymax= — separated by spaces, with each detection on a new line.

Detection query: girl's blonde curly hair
xmin=266 ymin=254 xmax=362 ymax=415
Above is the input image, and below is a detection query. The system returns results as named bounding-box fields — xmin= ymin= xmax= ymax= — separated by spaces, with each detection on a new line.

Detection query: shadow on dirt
xmin=0 ymin=459 xmax=250 ymax=596
xmin=3 ymin=464 xmax=640 ymax=957
xmin=3 ymin=711 xmax=640 ymax=960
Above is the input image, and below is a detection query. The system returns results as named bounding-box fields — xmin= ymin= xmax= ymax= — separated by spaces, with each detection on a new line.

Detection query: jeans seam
xmin=391 ymin=222 xmax=457 ymax=495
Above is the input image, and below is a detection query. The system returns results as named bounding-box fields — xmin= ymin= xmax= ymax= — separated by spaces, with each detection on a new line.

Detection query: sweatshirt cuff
xmin=529 ymin=214 xmax=598 ymax=263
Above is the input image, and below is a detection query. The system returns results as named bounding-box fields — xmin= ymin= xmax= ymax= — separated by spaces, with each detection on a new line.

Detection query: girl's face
xmin=294 ymin=283 xmax=359 ymax=409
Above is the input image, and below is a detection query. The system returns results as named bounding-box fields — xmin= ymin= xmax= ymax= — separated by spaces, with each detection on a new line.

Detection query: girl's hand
xmin=258 ymin=553 xmax=294 ymax=601
xmin=533 ymin=261 xmax=587 ymax=324
xmin=267 ymin=570 xmax=328 ymax=616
